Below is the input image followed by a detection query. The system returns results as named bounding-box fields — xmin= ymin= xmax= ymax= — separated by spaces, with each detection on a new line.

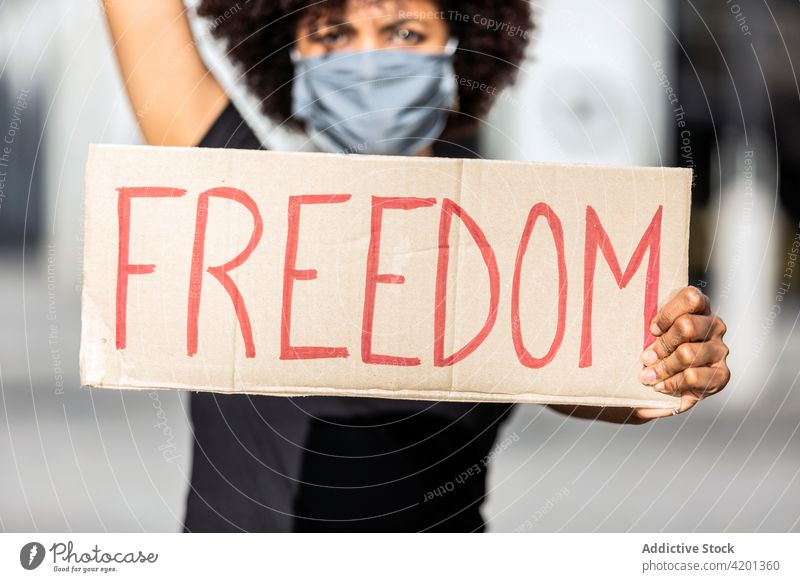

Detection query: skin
xmin=294 ymin=0 xmax=450 ymax=57
xmin=295 ymin=0 xmax=450 ymax=156
xmin=551 ymin=287 xmax=730 ymax=424
xmin=102 ymin=0 xmax=228 ymax=146
xmin=104 ymin=0 xmax=731 ymax=424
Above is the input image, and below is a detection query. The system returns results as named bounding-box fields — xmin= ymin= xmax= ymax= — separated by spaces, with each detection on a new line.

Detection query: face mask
xmin=290 ymin=39 xmax=458 ymax=156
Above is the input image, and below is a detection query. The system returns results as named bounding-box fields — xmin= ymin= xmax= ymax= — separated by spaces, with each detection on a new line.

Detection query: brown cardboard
xmin=80 ymin=144 xmax=691 ymax=409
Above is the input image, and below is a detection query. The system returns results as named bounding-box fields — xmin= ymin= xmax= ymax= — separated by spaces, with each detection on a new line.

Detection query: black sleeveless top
xmin=182 ymin=102 xmax=515 ymax=532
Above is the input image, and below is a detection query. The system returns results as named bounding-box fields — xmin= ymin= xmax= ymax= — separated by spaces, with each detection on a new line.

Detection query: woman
xmin=103 ymin=0 xmax=731 ymax=532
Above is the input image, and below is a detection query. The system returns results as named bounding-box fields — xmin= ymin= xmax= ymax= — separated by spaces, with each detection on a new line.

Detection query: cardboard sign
xmin=80 ymin=144 xmax=691 ymax=409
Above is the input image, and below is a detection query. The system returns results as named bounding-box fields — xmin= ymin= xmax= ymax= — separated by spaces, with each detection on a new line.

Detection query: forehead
xmin=301 ymin=0 xmax=445 ymax=26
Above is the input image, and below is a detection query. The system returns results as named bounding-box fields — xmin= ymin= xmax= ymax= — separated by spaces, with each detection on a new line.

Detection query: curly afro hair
xmin=197 ymin=0 xmax=534 ymax=138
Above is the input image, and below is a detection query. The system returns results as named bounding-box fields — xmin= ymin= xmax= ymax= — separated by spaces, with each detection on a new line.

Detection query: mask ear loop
xmin=444 ymin=38 xmax=460 ymax=112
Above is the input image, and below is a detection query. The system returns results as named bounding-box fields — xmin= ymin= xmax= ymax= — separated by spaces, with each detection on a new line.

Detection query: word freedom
xmin=114 ymin=187 xmax=663 ymax=369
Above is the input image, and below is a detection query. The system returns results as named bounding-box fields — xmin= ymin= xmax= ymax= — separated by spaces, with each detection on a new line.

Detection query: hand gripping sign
xmin=80 ymin=145 xmax=691 ymax=409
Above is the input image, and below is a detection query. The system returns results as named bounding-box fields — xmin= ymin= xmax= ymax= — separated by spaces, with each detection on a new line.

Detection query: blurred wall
xmin=482 ymin=0 xmax=672 ymax=166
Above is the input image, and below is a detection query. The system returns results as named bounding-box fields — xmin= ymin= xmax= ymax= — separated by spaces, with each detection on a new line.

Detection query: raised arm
xmin=102 ymin=0 xmax=228 ymax=146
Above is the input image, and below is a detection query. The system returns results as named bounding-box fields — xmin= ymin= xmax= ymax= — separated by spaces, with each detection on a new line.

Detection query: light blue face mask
xmin=290 ymin=39 xmax=458 ymax=156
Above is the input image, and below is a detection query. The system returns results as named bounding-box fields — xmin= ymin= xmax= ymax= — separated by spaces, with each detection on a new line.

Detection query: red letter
xmin=187 ymin=187 xmax=263 ymax=358
xmin=281 ymin=194 xmax=352 ymax=360
xmin=116 ymin=186 xmax=186 ymax=350
xmin=580 ymin=205 xmax=663 ymax=368
xmin=511 ymin=203 xmax=568 ymax=369
xmin=434 ymin=198 xmax=500 ymax=366
xmin=362 ymin=196 xmax=436 ymax=366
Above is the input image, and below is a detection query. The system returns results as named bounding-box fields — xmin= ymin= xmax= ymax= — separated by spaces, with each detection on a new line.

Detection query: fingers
xmin=635 ymin=388 xmax=704 ymax=419
xmin=650 ymin=286 xmax=711 ymax=337
xmin=635 ymin=374 xmax=725 ymax=419
xmin=637 ymin=352 xmax=731 ymax=420
xmin=641 ymin=340 xmax=728 ymax=385
xmin=648 ymin=364 xmax=729 ymax=396
xmin=636 ymin=287 xmax=731 ymax=420
xmin=641 ymin=314 xmax=726 ymax=363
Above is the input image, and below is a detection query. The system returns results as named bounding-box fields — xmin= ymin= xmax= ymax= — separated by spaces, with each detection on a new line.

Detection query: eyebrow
xmin=378 ymin=18 xmax=430 ymax=33
xmin=308 ymin=19 xmax=354 ymax=36
xmin=311 ymin=16 xmax=429 ymax=36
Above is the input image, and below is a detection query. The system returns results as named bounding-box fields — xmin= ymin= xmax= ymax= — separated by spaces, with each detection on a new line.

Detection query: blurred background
xmin=0 ymin=0 xmax=798 ymax=532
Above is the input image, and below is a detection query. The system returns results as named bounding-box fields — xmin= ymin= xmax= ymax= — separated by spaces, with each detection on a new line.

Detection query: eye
xmin=309 ymin=27 xmax=350 ymax=49
xmin=320 ymin=30 xmax=348 ymax=46
xmin=393 ymin=27 xmax=424 ymax=43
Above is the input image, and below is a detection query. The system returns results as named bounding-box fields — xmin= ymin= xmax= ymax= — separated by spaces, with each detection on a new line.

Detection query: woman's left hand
xmin=634 ymin=286 xmax=730 ymax=420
